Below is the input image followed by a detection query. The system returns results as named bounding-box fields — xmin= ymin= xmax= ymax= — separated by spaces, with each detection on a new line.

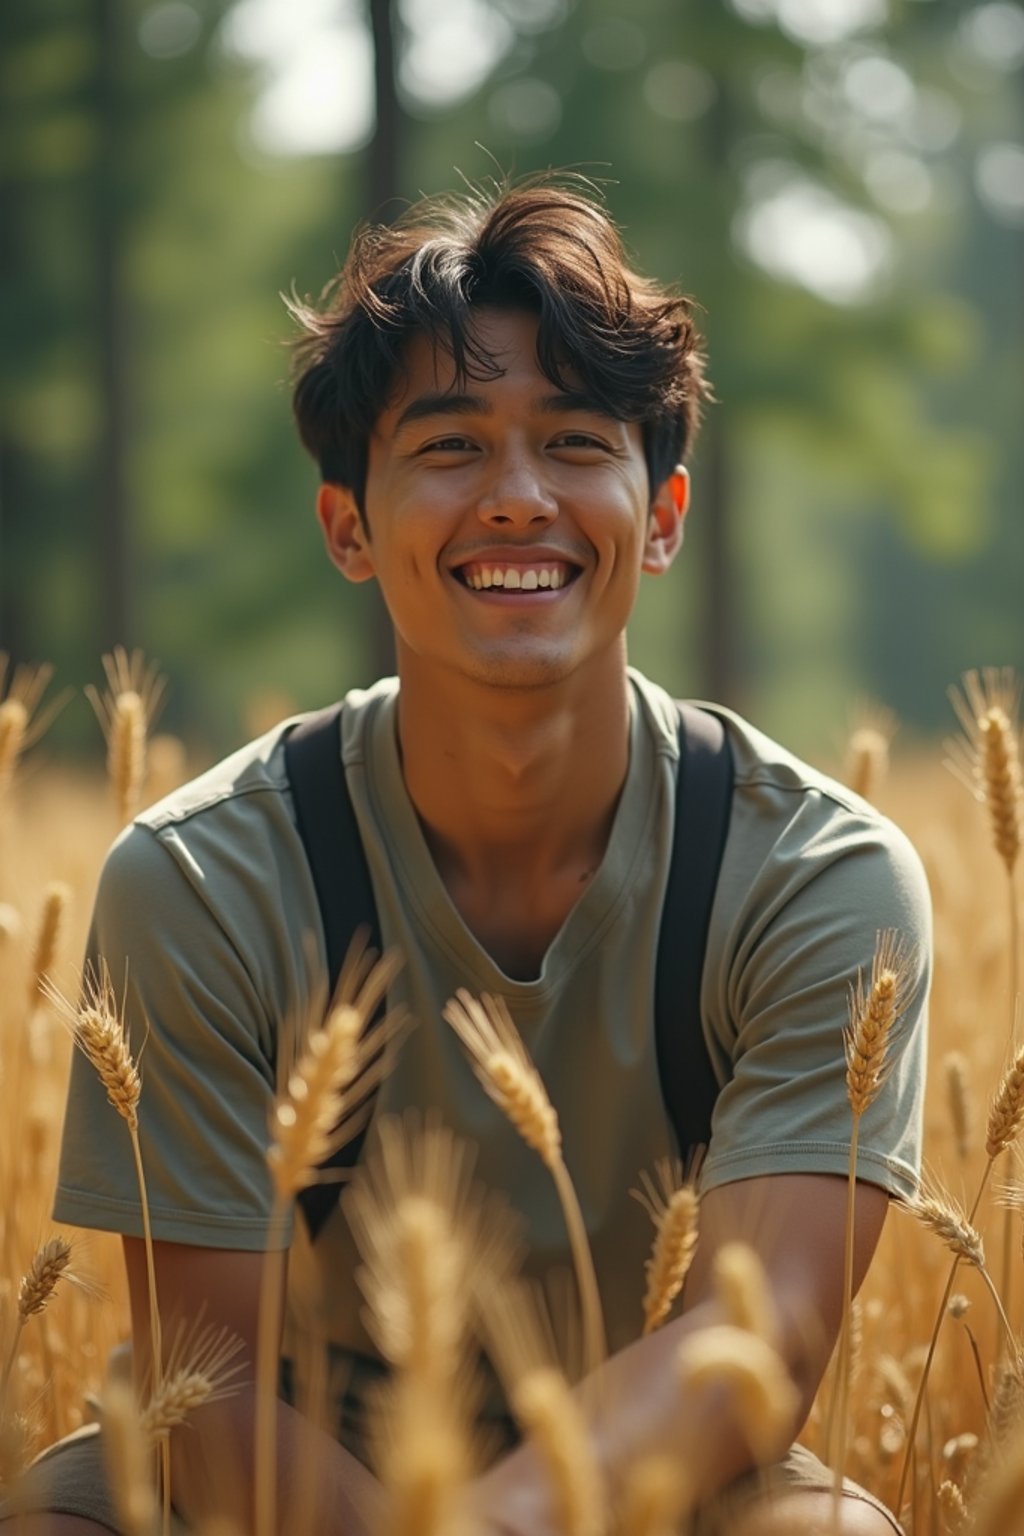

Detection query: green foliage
xmin=2 ymin=0 xmax=1020 ymax=760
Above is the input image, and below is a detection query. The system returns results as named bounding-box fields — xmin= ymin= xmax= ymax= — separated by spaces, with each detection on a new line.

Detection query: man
xmin=7 ymin=178 xmax=929 ymax=1534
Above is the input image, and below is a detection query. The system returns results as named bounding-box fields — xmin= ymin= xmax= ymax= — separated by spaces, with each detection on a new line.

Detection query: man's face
xmin=319 ymin=308 xmax=684 ymax=693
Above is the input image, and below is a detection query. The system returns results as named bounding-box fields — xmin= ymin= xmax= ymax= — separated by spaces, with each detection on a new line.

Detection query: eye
xmin=552 ymin=432 xmax=610 ymax=453
xmin=420 ymin=435 xmax=477 ymax=454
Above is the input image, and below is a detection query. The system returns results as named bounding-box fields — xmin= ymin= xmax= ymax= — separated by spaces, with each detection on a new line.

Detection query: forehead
xmin=381 ymin=308 xmax=575 ymax=419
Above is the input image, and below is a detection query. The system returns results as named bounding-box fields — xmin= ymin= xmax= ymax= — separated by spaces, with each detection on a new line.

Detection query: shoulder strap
xmin=283 ymin=704 xmax=381 ymax=1240
xmin=654 ymin=703 xmax=734 ymax=1161
xmin=284 ymin=698 xmax=734 ymax=1235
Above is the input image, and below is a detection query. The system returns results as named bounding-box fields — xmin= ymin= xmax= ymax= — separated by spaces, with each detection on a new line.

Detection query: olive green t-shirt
xmin=54 ymin=670 xmax=930 ymax=1373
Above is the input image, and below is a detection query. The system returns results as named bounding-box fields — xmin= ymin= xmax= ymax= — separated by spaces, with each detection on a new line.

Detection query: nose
xmin=476 ymin=447 xmax=558 ymax=529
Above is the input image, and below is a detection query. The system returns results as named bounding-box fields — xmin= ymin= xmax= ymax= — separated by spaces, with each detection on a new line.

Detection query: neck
xmin=394 ymin=650 xmax=632 ymax=891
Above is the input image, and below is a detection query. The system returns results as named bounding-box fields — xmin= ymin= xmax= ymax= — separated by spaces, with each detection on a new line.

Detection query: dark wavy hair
xmin=289 ymin=176 xmax=711 ymax=519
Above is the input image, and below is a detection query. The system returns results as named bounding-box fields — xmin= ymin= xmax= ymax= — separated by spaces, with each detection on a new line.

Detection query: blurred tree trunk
xmin=94 ymin=0 xmax=132 ymax=653
xmin=363 ymin=0 xmax=407 ymax=678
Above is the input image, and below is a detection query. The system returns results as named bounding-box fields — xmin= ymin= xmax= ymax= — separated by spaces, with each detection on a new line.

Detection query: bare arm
xmin=473 ymin=1172 xmax=888 ymax=1530
xmin=123 ymin=1237 xmax=385 ymax=1535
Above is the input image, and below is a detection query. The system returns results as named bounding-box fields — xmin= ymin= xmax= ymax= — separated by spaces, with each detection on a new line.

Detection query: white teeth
xmin=461 ymin=564 xmax=573 ymax=590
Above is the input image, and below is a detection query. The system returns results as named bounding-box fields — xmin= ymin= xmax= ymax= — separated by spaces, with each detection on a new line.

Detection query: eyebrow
xmin=393 ymin=388 xmax=622 ymax=432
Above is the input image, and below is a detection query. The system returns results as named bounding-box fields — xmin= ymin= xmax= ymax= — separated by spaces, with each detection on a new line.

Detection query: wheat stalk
xmin=443 ymin=988 xmax=606 ymax=1376
xmin=616 ymin=1454 xmax=692 ymax=1536
xmin=102 ymin=1376 xmax=158 ymax=1536
xmin=676 ymin=1324 xmax=799 ymax=1466
xmin=630 ymin=1161 xmax=699 ymax=1336
xmin=255 ymin=944 xmax=405 ymax=1536
xmin=0 ymin=1237 xmax=73 ymax=1404
xmin=86 ymin=647 xmax=167 ymax=826
xmin=845 ymin=701 xmax=897 ymax=804
xmin=42 ymin=962 xmax=166 ymax=1525
xmin=511 ymin=1366 xmax=605 ymax=1536
xmin=0 ymin=656 xmax=65 ymax=800
xmin=945 ymin=1051 xmax=974 ymax=1163
xmin=713 ymin=1242 xmax=777 ymax=1346
xmin=832 ymin=931 xmax=916 ymax=1493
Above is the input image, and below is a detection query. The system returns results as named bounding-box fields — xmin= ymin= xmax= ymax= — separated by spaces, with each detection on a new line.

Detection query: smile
xmin=455 ymin=561 xmax=580 ymax=592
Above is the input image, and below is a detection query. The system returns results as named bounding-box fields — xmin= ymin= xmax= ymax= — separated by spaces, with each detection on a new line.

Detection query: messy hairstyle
xmin=289 ymin=176 xmax=711 ymax=516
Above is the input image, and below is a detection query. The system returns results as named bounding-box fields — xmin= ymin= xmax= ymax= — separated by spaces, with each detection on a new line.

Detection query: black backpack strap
xmin=283 ymin=704 xmax=381 ymax=1240
xmin=655 ymin=703 xmax=734 ymax=1166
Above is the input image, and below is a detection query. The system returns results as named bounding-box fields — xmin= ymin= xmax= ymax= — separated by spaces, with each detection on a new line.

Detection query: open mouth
xmin=453 ymin=560 xmax=582 ymax=593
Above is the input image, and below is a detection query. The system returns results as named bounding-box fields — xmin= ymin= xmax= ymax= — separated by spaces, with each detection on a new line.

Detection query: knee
xmin=728 ymin=1489 xmax=901 ymax=1535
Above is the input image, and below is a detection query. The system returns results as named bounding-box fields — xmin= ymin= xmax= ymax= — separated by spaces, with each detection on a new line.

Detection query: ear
xmin=316 ymin=483 xmax=376 ymax=583
xmin=642 ymin=465 xmax=689 ymax=575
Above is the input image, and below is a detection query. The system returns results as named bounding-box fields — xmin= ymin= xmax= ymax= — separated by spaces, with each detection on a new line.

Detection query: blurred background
xmin=1 ymin=0 xmax=1021 ymax=763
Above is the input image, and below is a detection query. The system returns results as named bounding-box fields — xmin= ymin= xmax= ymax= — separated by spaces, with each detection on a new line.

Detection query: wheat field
xmin=0 ymin=661 xmax=1022 ymax=1535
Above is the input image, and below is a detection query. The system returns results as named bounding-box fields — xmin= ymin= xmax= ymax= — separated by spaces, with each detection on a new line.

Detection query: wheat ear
xmin=26 ymin=881 xmax=72 ymax=1067
xmin=512 ymin=1367 xmax=605 ymax=1536
xmin=42 ymin=962 xmax=166 ymax=1526
xmin=86 ymin=647 xmax=167 ymax=826
xmin=713 ymin=1242 xmax=777 ymax=1345
xmin=0 ymin=656 xmax=64 ymax=799
xmin=255 ymin=943 xmax=405 ymax=1536
xmin=140 ymin=1321 xmax=245 ymax=1438
xmin=831 ymin=931 xmax=915 ymax=1495
xmin=617 ymin=1454 xmax=692 ymax=1536
xmin=676 ymin=1324 xmax=799 ymax=1466
xmin=0 ymin=1237 xmax=73 ymax=1403
xmin=630 ymin=1161 xmax=699 ymax=1335
xmin=845 ymin=701 xmax=897 ymax=804
xmin=444 ymin=988 xmax=606 ymax=1375
xmin=102 ymin=1376 xmax=158 ymax=1536
xmin=945 ymin=1051 xmax=974 ymax=1162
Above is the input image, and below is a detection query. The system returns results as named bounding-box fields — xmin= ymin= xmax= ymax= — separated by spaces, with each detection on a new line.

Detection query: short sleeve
xmin=699 ymin=787 xmax=932 ymax=1201
xmin=53 ymin=804 xmax=320 ymax=1250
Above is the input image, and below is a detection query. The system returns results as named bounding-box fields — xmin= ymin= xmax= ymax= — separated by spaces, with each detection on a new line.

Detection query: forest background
xmin=2 ymin=0 xmax=1022 ymax=763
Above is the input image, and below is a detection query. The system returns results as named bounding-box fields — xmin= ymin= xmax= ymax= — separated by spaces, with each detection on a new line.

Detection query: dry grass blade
xmin=511 ymin=1367 xmax=605 ymax=1536
xmin=676 ymin=1325 xmax=799 ymax=1466
xmin=630 ymin=1160 xmax=699 ymax=1335
xmin=844 ymin=929 xmax=916 ymax=1117
xmin=86 ymin=647 xmax=167 ymax=825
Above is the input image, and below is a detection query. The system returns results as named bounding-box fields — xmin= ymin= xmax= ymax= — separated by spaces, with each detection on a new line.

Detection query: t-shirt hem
xmin=699 ymin=1144 xmax=919 ymax=1202
xmin=53 ymin=1186 xmax=293 ymax=1251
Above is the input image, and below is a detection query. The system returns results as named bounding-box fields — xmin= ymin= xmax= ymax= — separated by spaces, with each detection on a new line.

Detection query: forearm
xmin=587 ymin=1300 xmax=809 ymax=1502
xmin=169 ymin=1384 xmax=384 ymax=1536
xmin=475 ymin=1300 xmax=811 ymax=1533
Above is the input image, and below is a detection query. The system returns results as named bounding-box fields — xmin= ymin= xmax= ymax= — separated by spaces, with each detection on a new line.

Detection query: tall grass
xmin=0 ymin=668 xmax=1021 ymax=1532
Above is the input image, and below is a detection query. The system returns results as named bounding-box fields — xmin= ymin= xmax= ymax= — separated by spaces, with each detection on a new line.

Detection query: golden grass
xmin=0 ymin=680 xmax=1022 ymax=1534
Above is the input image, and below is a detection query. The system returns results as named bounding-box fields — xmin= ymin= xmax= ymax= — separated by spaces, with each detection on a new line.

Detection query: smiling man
xmin=8 ymin=179 xmax=929 ymax=1536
